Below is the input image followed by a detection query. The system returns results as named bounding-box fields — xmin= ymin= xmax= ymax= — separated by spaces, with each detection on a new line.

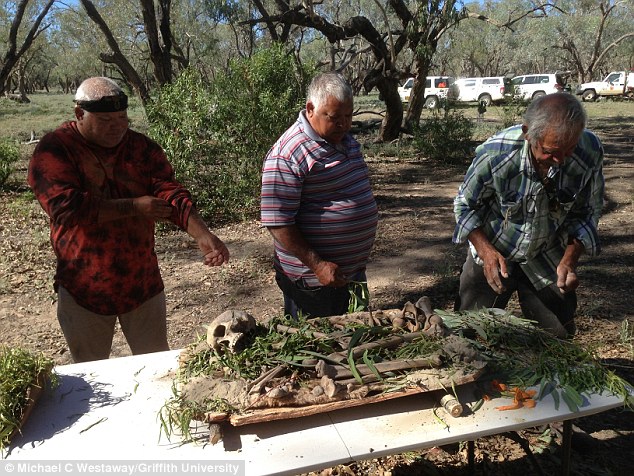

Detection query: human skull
xmin=206 ymin=310 xmax=256 ymax=354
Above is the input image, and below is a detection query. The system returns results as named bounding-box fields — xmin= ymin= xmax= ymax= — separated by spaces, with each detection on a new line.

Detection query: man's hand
xmin=556 ymin=263 xmax=579 ymax=293
xmin=132 ymin=196 xmax=174 ymax=220
xmin=314 ymin=260 xmax=347 ymax=287
xmin=468 ymin=228 xmax=508 ymax=294
xmin=186 ymin=210 xmax=229 ymax=266
xmin=198 ymin=233 xmax=230 ymax=267
xmin=557 ymin=237 xmax=584 ymax=293
xmin=480 ymin=248 xmax=509 ymax=294
xmin=267 ymin=225 xmax=347 ymax=287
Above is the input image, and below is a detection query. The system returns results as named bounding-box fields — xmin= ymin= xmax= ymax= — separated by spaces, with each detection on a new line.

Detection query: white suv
xmin=451 ymin=77 xmax=509 ymax=106
xmin=398 ymin=76 xmax=455 ymax=108
xmin=507 ymin=73 xmax=568 ymax=101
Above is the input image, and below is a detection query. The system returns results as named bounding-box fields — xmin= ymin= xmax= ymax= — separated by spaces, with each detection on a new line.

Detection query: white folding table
xmin=4 ymin=350 xmax=628 ymax=476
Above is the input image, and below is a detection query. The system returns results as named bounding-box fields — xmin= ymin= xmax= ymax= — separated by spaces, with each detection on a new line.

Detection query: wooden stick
xmin=227 ymin=365 xmax=489 ymax=427
xmin=275 ymin=324 xmax=351 ymax=349
xmin=317 ymin=355 xmax=443 ymax=380
xmin=275 ymin=324 xmax=330 ymax=339
xmin=327 ymin=330 xmax=427 ymax=362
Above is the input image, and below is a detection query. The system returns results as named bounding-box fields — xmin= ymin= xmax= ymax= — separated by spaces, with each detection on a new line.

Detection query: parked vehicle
xmin=506 ymin=73 xmax=569 ymax=101
xmin=450 ymin=77 xmax=510 ymax=106
xmin=398 ymin=76 xmax=455 ymax=108
xmin=576 ymin=71 xmax=634 ymax=101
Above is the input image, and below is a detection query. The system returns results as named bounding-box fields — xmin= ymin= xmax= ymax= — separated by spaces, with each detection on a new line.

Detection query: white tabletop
xmin=4 ymin=350 xmax=628 ymax=476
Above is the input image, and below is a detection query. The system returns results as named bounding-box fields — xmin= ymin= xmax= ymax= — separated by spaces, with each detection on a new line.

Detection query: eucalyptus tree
xmin=244 ymin=0 xmax=438 ymax=141
xmin=245 ymin=1 xmax=560 ymax=141
xmin=440 ymin=0 xmax=521 ymax=78
xmin=0 ymin=0 xmax=55 ymax=97
xmin=549 ymin=0 xmax=634 ymax=83
xmin=77 ymin=0 xmax=165 ymax=103
xmin=47 ymin=5 xmax=104 ymax=93
xmin=78 ymin=0 xmax=195 ymax=103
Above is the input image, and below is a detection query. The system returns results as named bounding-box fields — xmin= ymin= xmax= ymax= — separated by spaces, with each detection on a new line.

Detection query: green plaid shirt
xmin=453 ymin=125 xmax=604 ymax=290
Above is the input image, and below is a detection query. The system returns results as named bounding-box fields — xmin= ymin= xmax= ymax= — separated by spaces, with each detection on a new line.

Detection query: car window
xmin=464 ymin=79 xmax=476 ymax=87
xmin=539 ymin=76 xmax=549 ymax=83
xmin=435 ymin=78 xmax=448 ymax=87
xmin=606 ymin=73 xmax=620 ymax=83
xmin=523 ymin=76 xmax=538 ymax=85
xmin=482 ymin=78 xmax=499 ymax=85
xmin=511 ymin=77 xmax=523 ymax=85
xmin=425 ymin=79 xmax=431 ymax=88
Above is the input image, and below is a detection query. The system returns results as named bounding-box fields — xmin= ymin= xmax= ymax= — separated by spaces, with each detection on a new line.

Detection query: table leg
xmin=561 ymin=420 xmax=572 ymax=476
xmin=467 ymin=440 xmax=475 ymax=474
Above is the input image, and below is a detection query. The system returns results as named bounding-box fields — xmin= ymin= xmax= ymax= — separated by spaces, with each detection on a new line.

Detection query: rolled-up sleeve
xmin=453 ymin=154 xmax=494 ymax=244
xmin=563 ymin=135 xmax=604 ymax=257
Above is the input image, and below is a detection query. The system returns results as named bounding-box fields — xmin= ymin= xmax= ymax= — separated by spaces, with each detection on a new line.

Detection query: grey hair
xmin=523 ymin=93 xmax=587 ymax=147
xmin=307 ymin=72 xmax=353 ymax=110
xmin=74 ymin=77 xmax=123 ymax=102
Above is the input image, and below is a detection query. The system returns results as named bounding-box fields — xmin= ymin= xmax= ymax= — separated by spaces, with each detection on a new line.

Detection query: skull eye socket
xmin=213 ymin=325 xmax=227 ymax=338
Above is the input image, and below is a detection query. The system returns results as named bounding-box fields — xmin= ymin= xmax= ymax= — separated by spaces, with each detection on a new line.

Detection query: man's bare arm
xmin=267 ymin=225 xmax=346 ymax=287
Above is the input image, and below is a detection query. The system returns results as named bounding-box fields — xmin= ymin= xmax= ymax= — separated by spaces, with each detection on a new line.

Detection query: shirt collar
xmin=298 ymin=110 xmax=321 ymax=142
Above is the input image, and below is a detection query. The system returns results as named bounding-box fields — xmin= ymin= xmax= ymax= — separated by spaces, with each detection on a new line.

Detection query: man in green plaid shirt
xmin=453 ymin=93 xmax=604 ymax=338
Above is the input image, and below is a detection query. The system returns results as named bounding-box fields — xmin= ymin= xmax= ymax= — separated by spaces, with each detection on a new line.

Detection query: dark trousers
xmin=275 ymin=270 xmax=365 ymax=319
xmin=455 ymin=252 xmax=576 ymax=338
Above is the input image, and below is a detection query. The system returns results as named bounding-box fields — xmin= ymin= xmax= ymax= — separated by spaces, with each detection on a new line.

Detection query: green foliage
xmin=437 ymin=308 xmax=634 ymax=412
xmin=146 ymin=68 xmax=221 ymax=218
xmin=412 ymin=104 xmax=474 ymax=163
xmin=0 ymin=139 xmax=20 ymax=187
xmin=348 ymin=281 xmax=370 ymax=313
xmin=1 ymin=346 xmax=57 ymax=453
xmin=147 ymin=45 xmax=315 ymax=224
xmin=500 ymin=98 xmax=527 ymax=129
xmin=620 ymin=319 xmax=634 ymax=358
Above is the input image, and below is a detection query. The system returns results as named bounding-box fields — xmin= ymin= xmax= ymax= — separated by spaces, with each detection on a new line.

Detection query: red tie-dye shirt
xmin=28 ymin=121 xmax=194 ymax=315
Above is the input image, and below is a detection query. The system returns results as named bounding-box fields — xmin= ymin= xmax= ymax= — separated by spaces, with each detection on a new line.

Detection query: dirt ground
xmin=1 ymin=116 xmax=633 ymax=475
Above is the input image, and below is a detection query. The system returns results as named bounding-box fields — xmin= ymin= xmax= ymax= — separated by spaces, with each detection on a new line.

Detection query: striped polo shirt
xmin=261 ymin=111 xmax=378 ymax=286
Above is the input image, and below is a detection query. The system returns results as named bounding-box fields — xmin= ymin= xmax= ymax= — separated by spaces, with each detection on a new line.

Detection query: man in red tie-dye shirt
xmin=28 ymin=77 xmax=229 ymax=362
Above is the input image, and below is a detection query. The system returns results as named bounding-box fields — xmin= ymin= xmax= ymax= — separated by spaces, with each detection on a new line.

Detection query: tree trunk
xmin=0 ymin=0 xmax=55 ymax=96
xmin=17 ymin=61 xmax=30 ymax=103
xmin=403 ymin=62 xmax=433 ymax=132
xmin=79 ymin=0 xmax=150 ymax=105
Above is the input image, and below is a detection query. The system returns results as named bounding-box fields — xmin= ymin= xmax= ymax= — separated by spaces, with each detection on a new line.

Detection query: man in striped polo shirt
xmin=453 ymin=93 xmax=604 ymax=338
xmin=261 ymin=72 xmax=378 ymax=318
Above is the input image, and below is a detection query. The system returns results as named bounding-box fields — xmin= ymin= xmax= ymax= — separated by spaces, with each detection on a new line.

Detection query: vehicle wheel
xmin=478 ymin=94 xmax=493 ymax=107
xmin=581 ymin=90 xmax=597 ymax=101
xmin=532 ymin=91 xmax=546 ymax=100
xmin=424 ymin=96 xmax=439 ymax=109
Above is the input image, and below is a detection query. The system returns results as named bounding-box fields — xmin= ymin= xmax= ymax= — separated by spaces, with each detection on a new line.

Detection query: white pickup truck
xmin=398 ymin=76 xmax=454 ymax=108
xmin=576 ymin=70 xmax=634 ymax=101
